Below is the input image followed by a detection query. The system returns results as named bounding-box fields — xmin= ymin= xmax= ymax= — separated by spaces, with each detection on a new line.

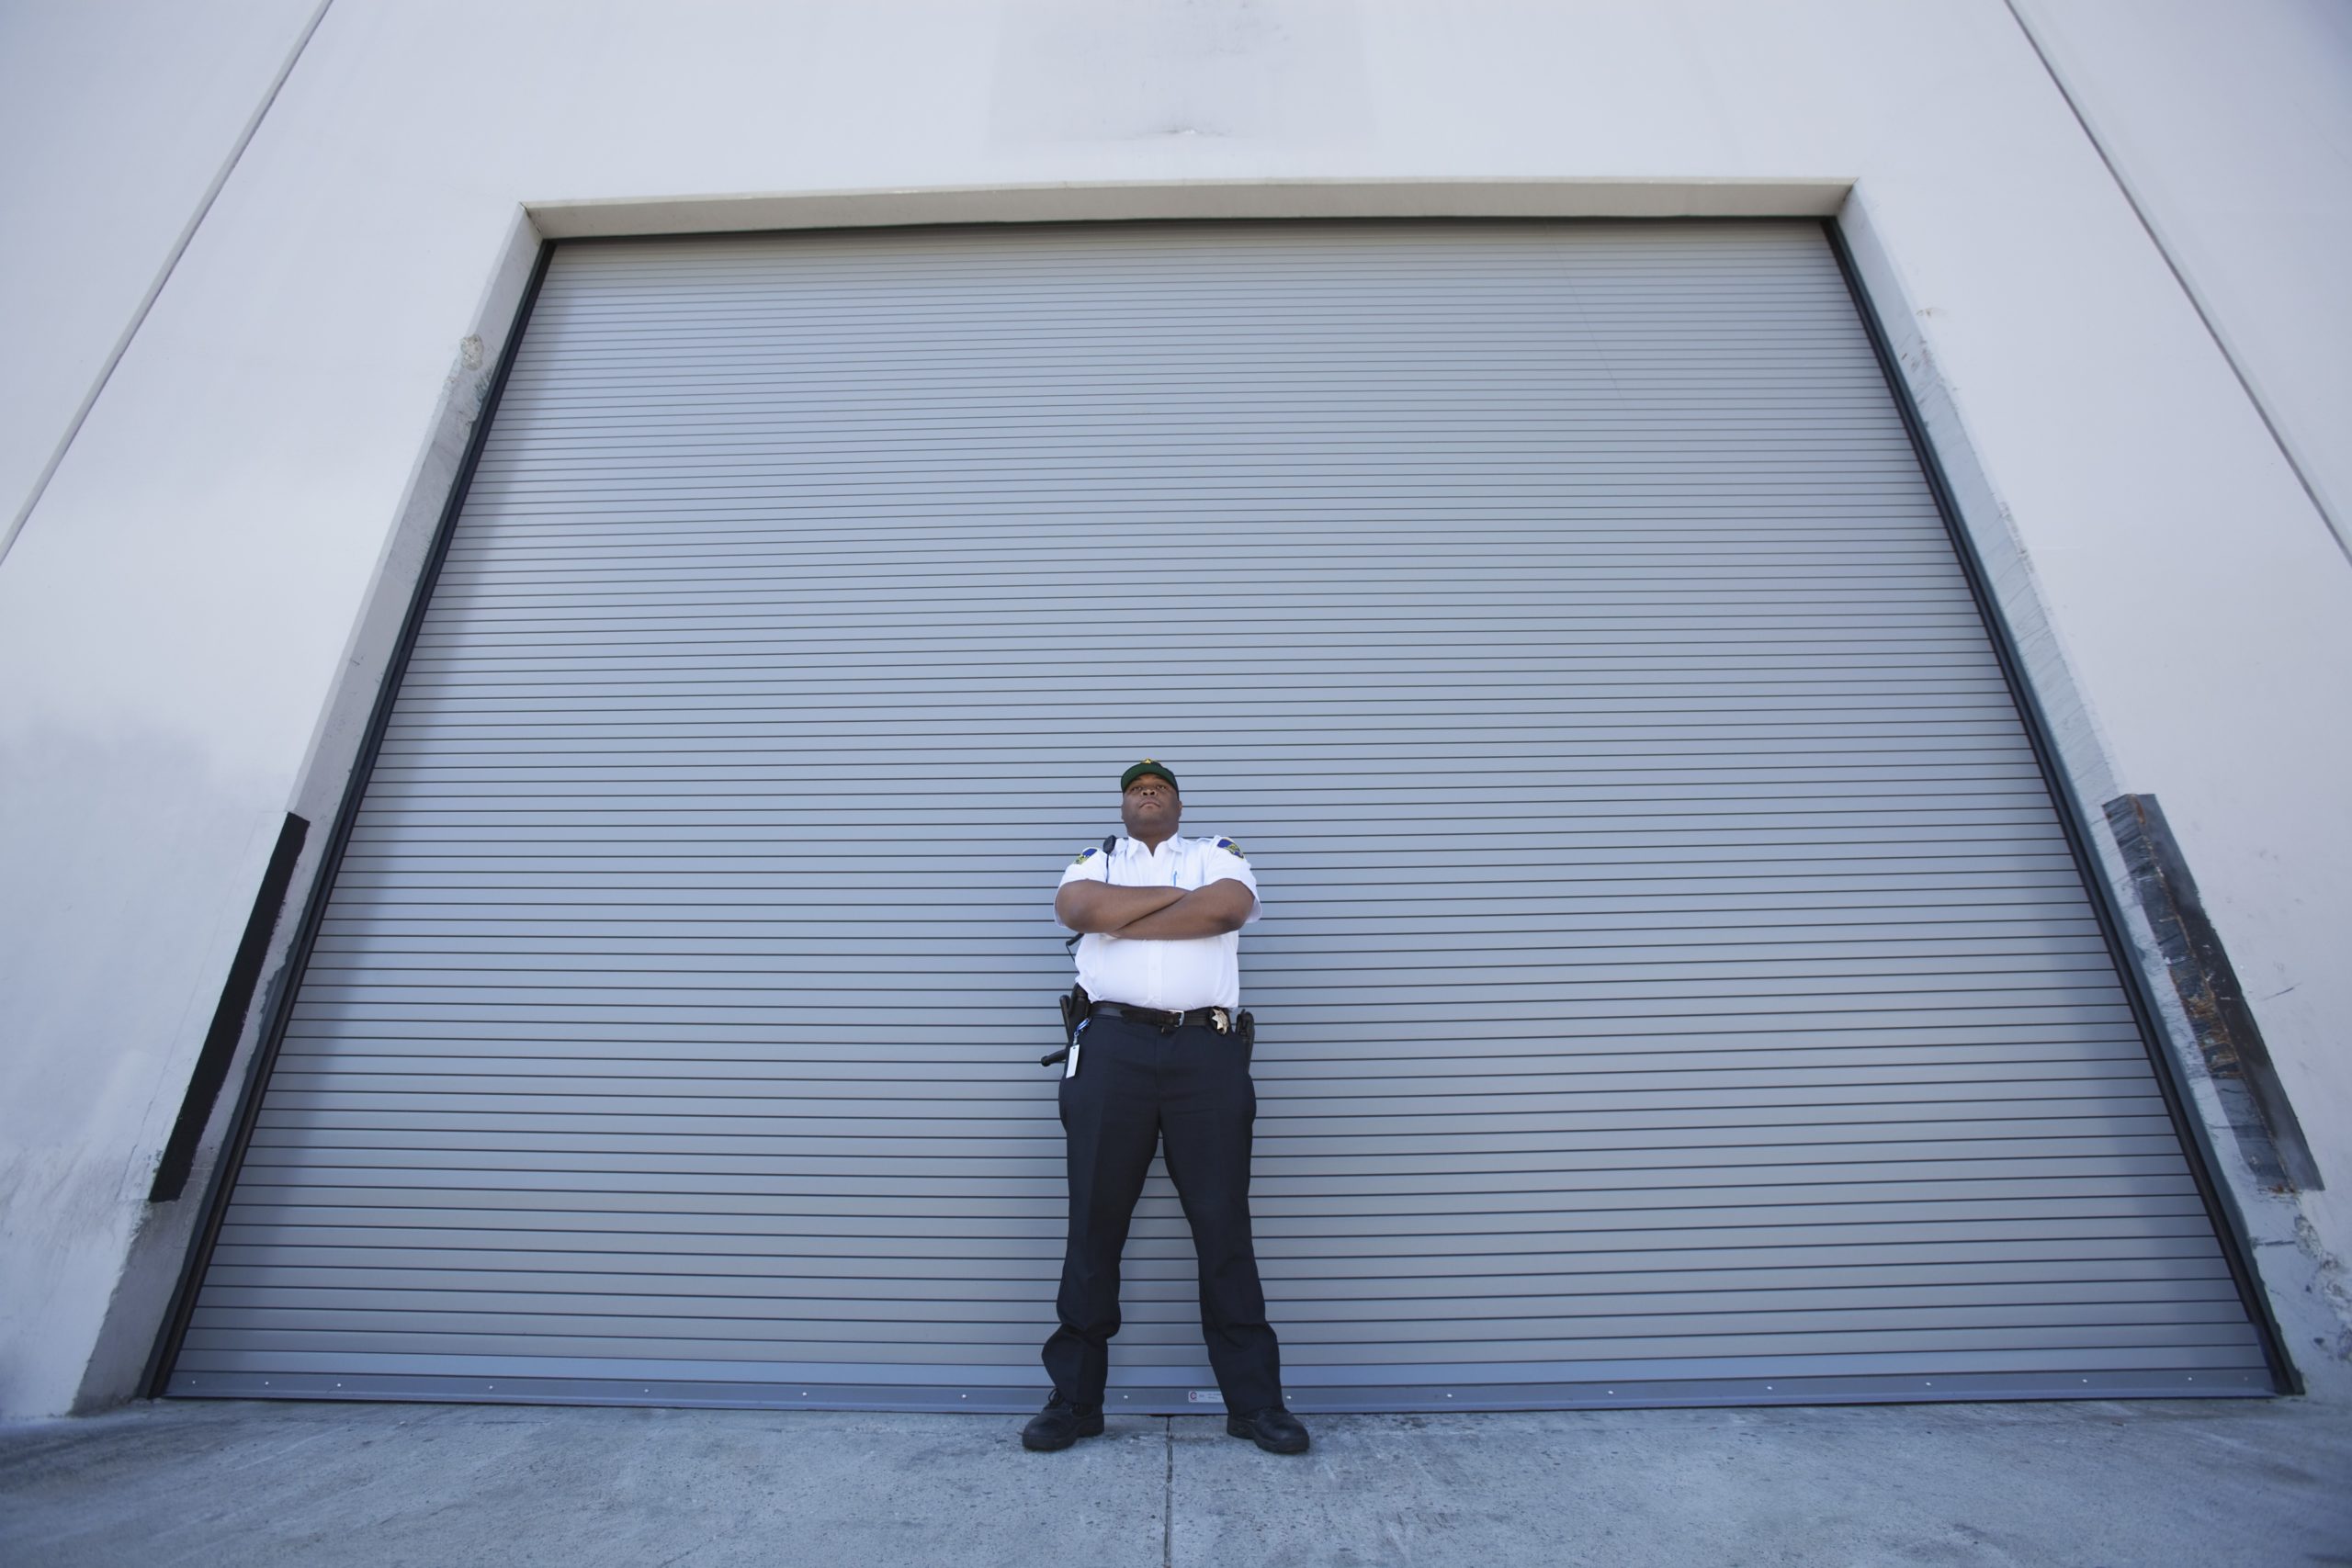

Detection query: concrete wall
xmin=2005 ymin=0 xmax=2352 ymax=1334
xmin=2016 ymin=0 xmax=2352 ymax=558
xmin=0 ymin=0 xmax=325 ymax=552
xmin=2 ymin=0 xmax=2346 ymax=1417
xmin=0 ymin=0 xmax=332 ymax=1417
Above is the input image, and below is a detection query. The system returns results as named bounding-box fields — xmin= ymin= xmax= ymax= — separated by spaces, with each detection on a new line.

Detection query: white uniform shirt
xmin=1056 ymin=833 xmax=1262 ymax=1011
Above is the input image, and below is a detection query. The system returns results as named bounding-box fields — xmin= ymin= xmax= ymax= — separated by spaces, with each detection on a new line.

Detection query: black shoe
xmin=1227 ymin=1404 xmax=1310 ymax=1454
xmin=1021 ymin=1393 xmax=1105 ymax=1451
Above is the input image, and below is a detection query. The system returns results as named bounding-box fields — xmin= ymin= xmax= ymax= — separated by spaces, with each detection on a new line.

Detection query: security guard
xmin=1022 ymin=760 xmax=1310 ymax=1455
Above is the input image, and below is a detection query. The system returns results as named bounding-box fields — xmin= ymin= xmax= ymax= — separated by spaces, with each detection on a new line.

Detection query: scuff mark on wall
xmin=444 ymin=334 xmax=492 ymax=424
xmin=2105 ymin=792 xmax=2323 ymax=1192
xmin=2291 ymin=1214 xmax=2352 ymax=1373
xmin=989 ymin=0 xmax=1370 ymax=147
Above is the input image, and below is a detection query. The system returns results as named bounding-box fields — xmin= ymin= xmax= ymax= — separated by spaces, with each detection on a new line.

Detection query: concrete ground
xmin=3 ymin=1397 xmax=2349 ymax=1568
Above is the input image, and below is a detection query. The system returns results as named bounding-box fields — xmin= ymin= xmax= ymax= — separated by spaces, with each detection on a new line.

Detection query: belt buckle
xmin=1210 ymin=1008 xmax=1231 ymax=1035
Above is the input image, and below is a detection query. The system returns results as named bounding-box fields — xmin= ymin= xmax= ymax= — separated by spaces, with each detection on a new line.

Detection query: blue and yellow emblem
xmin=1215 ymin=837 xmax=1246 ymax=861
xmin=1072 ymin=846 xmax=1102 ymax=867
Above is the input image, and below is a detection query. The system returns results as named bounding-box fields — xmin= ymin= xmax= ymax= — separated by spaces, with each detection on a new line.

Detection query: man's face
xmin=1121 ymin=775 xmax=1182 ymax=839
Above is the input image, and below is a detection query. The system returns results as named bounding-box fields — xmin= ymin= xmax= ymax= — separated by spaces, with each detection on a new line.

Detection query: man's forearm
xmin=1057 ymin=882 xmax=1188 ymax=933
xmin=1104 ymin=880 xmax=1254 ymax=941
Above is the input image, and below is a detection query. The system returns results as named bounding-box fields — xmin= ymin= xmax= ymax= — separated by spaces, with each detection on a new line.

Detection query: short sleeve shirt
xmin=1056 ymin=833 xmax=1261 ymax=1011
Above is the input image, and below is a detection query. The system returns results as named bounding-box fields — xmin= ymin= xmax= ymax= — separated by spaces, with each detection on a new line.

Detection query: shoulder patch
xmin=1072 ymin=846 xmax=1101 ymax=867
xmin=1215 ymin=837 xmax=1246 ymax=861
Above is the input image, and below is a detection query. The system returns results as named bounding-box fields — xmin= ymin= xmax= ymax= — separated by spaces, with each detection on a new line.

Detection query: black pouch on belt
xmin=1236 ymin=1009 xmax=1256 ymax=1064
xmin=1044 ymin=986 xmax=1093 ymax=1067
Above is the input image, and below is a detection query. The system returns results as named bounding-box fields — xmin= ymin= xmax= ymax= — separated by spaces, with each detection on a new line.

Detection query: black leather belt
xmin=1097 ymin=1003 xmax=1234 ymax=1034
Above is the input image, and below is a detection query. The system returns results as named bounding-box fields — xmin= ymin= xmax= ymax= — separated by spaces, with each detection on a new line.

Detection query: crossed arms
xmin=1055 ymin=877 xmax=1256 ymax=941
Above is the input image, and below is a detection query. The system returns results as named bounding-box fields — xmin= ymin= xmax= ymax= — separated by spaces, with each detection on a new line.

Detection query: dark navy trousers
xmin=1042 ymin=1010 xmax=1283 ymax=1413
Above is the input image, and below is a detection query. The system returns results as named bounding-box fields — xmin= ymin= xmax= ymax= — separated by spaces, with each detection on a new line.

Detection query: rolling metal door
xmin=168 ymin=220 xmax=2272 ymax=1410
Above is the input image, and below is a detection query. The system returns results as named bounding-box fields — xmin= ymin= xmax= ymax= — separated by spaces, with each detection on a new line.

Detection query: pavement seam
xmin=1162 ymin=1416 xmax=1174 ymax=1568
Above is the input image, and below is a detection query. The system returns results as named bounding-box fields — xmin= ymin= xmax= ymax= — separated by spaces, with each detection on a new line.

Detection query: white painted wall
xmin=2007 ymin=0 xmax=2352 ymax=1299
xmin=2018 ymin=0 xmax=2352 ymax=559
xmin=0 ymin=0 xmax=322 ymax=550
xmin=0 ymin=0 xmax=328 ymax=1418
xmin=2 ymin=0 xmax=2347 ymax=1416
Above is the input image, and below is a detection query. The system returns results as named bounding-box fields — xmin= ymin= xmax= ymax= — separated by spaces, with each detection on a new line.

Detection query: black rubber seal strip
xmin=142 ymin=239 xmax=557 ymax=1398
xmin=1822 ymin=218 xmax=2298 ymax=1393
xmin=146 ymin=811 xmax=311 ymax=1203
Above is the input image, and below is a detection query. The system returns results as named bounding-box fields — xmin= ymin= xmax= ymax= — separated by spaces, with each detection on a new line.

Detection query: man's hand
xmin=1097 ymin=878 xmax=1255 ymax=940
xmin=1056 ymin=881 xmax=1187 ymax=933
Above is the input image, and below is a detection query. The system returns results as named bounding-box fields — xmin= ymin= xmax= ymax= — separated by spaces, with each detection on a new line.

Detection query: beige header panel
xmin=526 ymin=177 xmax=1853 ymax=240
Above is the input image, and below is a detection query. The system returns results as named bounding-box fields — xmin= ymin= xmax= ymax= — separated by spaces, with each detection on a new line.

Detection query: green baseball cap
xmin=1120 ymin=759 xmax=1179 ymax=792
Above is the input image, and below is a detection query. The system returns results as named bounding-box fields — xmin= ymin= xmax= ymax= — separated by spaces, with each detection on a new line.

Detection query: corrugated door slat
xmin=170 ymin=221 xmax=2270 ymax=1411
